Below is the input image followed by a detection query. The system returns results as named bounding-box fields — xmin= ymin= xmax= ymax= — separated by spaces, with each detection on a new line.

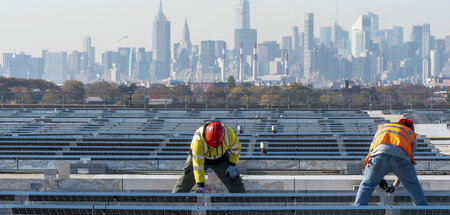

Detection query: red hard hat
xmin=398 ymin=118 xmax=414 ymax=131
xmin=204 ymin=121 xmax=225 ymax=148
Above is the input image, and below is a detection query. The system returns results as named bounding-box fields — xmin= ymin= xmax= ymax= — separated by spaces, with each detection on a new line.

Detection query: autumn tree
xmin=85 ymin=81 xmax=120 ymax=101
xmin=62 ymin=80 xmax=85 ymax=104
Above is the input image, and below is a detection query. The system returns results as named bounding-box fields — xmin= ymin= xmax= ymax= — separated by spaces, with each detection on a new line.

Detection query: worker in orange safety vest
xmin=354 ymin=118 xmax=428 ymax=206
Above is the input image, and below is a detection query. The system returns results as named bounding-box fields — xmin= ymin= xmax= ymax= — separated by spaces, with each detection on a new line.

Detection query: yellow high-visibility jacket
xmin=364 ymin=123 xmax=417 ymax=168
xmin=191 ymin=125 xmax=242 ymax=184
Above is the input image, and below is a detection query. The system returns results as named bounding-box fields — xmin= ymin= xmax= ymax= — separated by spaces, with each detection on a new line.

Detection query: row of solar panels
xmin=0 ymin=121 xmax=378 ymax=135
xmin=1 ymin=192 xmax=449 ymax=214
xmin=6 ymin=205 xmax=450 ymax=215
xmin=2 ymin=191 xmax=450 ymax=204
xmin=0 ymin=121 xmax=381 ymax=135
xmin=0 ymin=135 xmax=440 ymax=159
xmin=0 ymin=108 xmax=370 ymax=117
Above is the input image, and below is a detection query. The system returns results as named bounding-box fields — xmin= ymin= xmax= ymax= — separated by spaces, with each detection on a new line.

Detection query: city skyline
xmin=1 ymin=0 xmax=450 ymax=64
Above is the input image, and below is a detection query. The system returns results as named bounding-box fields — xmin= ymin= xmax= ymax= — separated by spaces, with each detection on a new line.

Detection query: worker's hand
xmin=385 ymin=184 xmax=396 ymax=193
xmin=225 ymin=165 xmax=238 ymax=181
xmin=197 ymin=187 xmax=207 ymax=193
xmin=378 ymin=179 xmax=388 ymax=190
xmin=196 ymin=183 xmax=209 ymax=193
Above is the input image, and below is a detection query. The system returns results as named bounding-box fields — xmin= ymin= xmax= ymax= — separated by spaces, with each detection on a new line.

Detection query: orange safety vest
xmin=364 ymin=123 xmax=417 ymax=168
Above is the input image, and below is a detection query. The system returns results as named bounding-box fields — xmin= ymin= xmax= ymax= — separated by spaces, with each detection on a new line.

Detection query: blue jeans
xmin=354 ymin=154 xmax=428 ymax=206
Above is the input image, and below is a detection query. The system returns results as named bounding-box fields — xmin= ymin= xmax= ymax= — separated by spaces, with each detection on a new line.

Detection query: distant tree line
xmin=0 ymin=77 xmax=445 ymax=108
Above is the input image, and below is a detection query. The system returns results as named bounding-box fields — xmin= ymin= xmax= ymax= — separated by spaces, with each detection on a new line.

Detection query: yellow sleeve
xmin=191 ymin=128 xmax=205 ymax=184
xmin=227 ymin=126 xmax=242 ymax=164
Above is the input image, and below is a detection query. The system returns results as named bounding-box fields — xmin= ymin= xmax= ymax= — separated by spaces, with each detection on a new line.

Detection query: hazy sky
xmin=0 ymin=0 xmax=449 ymax=64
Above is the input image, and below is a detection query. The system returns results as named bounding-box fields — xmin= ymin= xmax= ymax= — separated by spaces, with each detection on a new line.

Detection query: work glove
xmin=225 ymin=165 xmax=238 ymax=181
xmin=197 ymin=187 xmax=207 ymax=193
xmin=196 ymin=183 xmax=207 ymax=193
xmin=385 ymin=185 xmax=396 ymax=193
xmin=378 ymin=179 xmax=389 ymax=190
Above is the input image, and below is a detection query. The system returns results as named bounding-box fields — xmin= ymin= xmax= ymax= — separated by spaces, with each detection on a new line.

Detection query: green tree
xmin=225 ymin=76 xmax=236 ymax=93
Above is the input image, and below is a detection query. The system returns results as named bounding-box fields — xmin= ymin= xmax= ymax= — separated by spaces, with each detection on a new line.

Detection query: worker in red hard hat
xmin=354 ymin=118 xmax=428 ymax=206
xmin=172 ymin=121 xmax=246 ymax=193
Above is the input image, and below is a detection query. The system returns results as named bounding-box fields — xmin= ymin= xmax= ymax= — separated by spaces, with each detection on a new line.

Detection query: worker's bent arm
xmin=394 ymin=178 xmax=400 ymax=187
xmin=191 ymin=129 xmax=206 ymax=184
xmin=227 ymin=126 xmax=242 ymax=165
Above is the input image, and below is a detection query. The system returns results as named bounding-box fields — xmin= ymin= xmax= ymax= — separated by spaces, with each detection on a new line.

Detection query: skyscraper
xmin=320 ymin=27 xmax=332 ymax=47
xmin=303 ymin=13 xmax=314 ymax=83
xmin=236 ymin=0 xmax=250 ymax=29
xmin=234 ymin=0 xmax=257 ymax=82
xmin=281 ymin=36 xmax=292 ymax=64
xmin=411 ymin=25 xmax=424 ymax=57
xmin=44 ymin=52 xmax=67 ymax=83
xmin=180 ymin=18 xmax=192 ymax=57
xmin=29 ymin=57 xmax=44 ymax=79
xmin=422 ymin=24 xmax=431 ymax=58
xmin=200 ymin=40 xmax=217 ymax=75
xmin=9 ymin=52 xmax=31 ymax=79
xmin=234 ymin=0 xmax=257 ymax=56
xmin=332 ymin=22 xmax=348 ymax=48
xmin=430 ymin=49 xmax=440 ymax=77
xmin=83 ymin=36 xmax=95 ymax=66
xmin=351 ymin=14 xmax=371 ymax=58
xmin=446 ymin=36 xmax=450 ymax=53
xmin=3 ymin=53 xmax=14 ymax=77
xmin=367 ymin=12 xmax=380 ymax=42
xmin=152 ymin=0 xmax=171 ymax=80
xmin=291 ymin=26 xmax=302 ymax=65
xmin=391 ymin=26 xmax=404 ymax=47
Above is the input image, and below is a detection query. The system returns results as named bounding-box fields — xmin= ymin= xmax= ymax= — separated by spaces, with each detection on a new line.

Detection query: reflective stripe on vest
xmin=364 ymin=123 xmax=417 ymax=168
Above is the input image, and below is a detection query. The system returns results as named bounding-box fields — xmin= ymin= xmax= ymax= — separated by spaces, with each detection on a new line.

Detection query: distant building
xmin=411 ymin=25 xmax=424 ymax=57
xmin=102 ymin=51 xmax=119 ymax=80
xmin=291 ymin=26 xmax=302 ymax=64
xmin=430 ymin=49 xmax=441 ymax=77
xmin=332 ymin=22 xmax=348 ymax=48
xmin=235 ymin=29 xmax=257 ymax=56
xmin=118 ymin=47 xmax=131 ymax=77
xmin=281 ymin=36 xmax=292 ymax=63
xmin=235 ymin=0 xmax=250 ymax=30
xmin=234 ymin=0 xmax=257 ymax=69
xmin=29 ymin=57 xmax=44 ymax=79
xmin=180 ymin=18 xmax=192 ymax=57
xmin=367 ymin=12 xmax=380 ymax=42
xmin=152 ymin=0 xmax=171 ymax=80
xmin=44 ymin=52 xmax=67 ymax=83
xmin=446 ymin=35 xmax=450 ymax=53
xmin=351 ymin=14 xmax=371 ymax=58
xmin=258 ymin=41 xmax=281 ymax=76
xmin=303 ymin=13 xmax=314 ymax=83
xmin=320 ymin=26 xmax=331 ymax=47
xmin=422 ymin=57 xmax=430 ymax=85
xmin=422 ymin=24 xmax=431 ymax=58
xmin=83 ymin=36 xmax=95 ymax=66
xmin=2 ymin=53 xmax=14 ymax=77
xmin=136 ymin=48 xmax=152 ymax=81
xmin=434 ymin=76 xmax=450 ymax=88
xmin=200 ymin=40 xmax=217 ymax=75
xmin=9 ymin=52 xmax=30 ymax=79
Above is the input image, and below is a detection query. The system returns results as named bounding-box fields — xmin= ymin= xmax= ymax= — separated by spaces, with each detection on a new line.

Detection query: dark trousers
xmin=172 ymin=154 xmax=246 ymax=193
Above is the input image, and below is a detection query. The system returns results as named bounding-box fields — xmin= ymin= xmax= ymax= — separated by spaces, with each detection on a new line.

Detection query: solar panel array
xmin=0 ymin=108 xmax=448 ymax=214
xmin=0 ymin=192 xmax=449 ymax=214
xmin=0 ymin=108 xmax=445 ymax=174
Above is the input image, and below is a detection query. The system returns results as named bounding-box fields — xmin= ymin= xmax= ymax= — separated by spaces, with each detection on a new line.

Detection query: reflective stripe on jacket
xmin=191 ymin=125 xmax=242 ymax=184
xmin=364 ymin=123 xmax=417 ymax=168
